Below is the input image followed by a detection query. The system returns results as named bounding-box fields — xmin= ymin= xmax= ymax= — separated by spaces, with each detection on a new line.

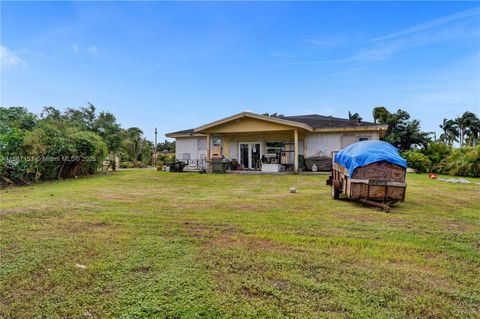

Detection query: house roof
xmin=283 ymin=114 xmax=378 ymax=129
xmin=166 ymin=128 xmax=194 ymax=135
xmin=165 ymin=112 xmax=387 ymax=137
xmin=164 ymin=128 xmax=205 ymax=138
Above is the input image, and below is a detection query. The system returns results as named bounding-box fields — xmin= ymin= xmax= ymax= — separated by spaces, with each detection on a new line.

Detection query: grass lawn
xmin=1 ymin=170 xmax=479 ymax=318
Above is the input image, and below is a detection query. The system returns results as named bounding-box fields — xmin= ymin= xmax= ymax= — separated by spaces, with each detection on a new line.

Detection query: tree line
xmin=0 ymin=105 xmax=174 ymax=185
xmin=367 ymin=107 xmax=479 ymax=176
xmin=438 ymin=112 xmax=479 ymax=147
xmin=372 ymin=107 xmax=479 ymax=148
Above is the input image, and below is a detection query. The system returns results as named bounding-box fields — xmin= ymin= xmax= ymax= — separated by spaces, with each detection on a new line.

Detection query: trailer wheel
xmin=331 ymin=186 xmax=340 ymax=199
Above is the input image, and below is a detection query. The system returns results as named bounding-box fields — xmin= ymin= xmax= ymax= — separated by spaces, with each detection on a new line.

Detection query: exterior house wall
xmin=229 ymin=140 xmax=237 ymax=159
xmin=220 ymin=131 xmax=304 ymax=161
xmin=194 ymin=116 xmax=309 ymax=165
xmin=305 ymin=131 xmax=380 ymax=157
xmin=224 ymin=140 xmax=304 ymax=162
xmin=175 ymin=137 xmax=207 ymax=170
xmin=174 ymin=130 xmax=381 ymax=170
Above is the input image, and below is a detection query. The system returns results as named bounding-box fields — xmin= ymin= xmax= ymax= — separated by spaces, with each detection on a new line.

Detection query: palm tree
xmin=348 ymin=111 xmax=362 ymax=121
xmin=123 ymin=127 xmax=147 ymax=161
xmin=439 ymin=118 xmax=459 ymax=146
xmin=455 ymin=111 xmax=478 ymax=147
xmin=465 ymin=118 xmax=480 ymax=146
xmin=372 ymin=106 xmax=390 ymax=124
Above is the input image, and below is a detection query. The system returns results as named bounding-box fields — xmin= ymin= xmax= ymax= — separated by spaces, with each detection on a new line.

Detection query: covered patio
xmin=195 ymin=113 xmax=311 ymax=173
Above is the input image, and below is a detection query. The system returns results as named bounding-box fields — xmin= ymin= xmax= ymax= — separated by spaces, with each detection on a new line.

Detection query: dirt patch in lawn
xmin=95 ymin=193 xmax=134 ymax=203
xmin=0 ymin=205 xmax=64 ymax=216
xmin=131 ymin=266 xmax=151 ymax=273
xmin=183 ymin=221 xmax=240 ymax=240
xmin=58 ymin=220 xmax=114 ymax=235
xmin=209 ymin=233 xmax=279 ymax=251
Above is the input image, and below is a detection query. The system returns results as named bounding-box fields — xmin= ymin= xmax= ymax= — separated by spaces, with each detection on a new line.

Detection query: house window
xmin=265 ymin=141 xmax=283 ymax=154
xmin=358 ymin=137 xmax=370 ymax=142
xmin=212 ymin=137 xmax=222 ymax=146
xmin=264 ymin=141 xmax=284 ymax=164
xmin=198 ymin=138 xmax=207 ymax=150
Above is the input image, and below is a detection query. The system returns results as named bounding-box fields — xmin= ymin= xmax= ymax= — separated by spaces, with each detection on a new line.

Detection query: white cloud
xmin=302 ymin=37 xmax=345 ymax=47
xmin=277 ymin=7 xmax=480 ymax=67
xmin=350 ymin=46 xmax=397 ymax=63
xmin=274 ymin=59 xmax=335 ymax=66
xmin=70 ymin=44 xmax=80 ymax=54
xmin=352 ymin=19 xmax=480 ymax=63
xmin=407 ymin=55 xmax=480 ymax=106
xmin=370 ymin=7 xmax=480 ymax=42
xmin=88 ymin=45 xmax=98 ymax=55
xmin=0 ymin=45 xmax=26 ymax=69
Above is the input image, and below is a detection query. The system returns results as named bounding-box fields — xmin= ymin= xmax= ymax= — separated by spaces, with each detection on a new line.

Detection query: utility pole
xmin=153 ymin=127 xmax=158 ymax=166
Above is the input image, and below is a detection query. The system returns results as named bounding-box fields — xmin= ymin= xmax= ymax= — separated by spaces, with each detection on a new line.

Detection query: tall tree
xmin=64 ymin=108 xmax=87 ymax=128
xmin=64 ymin=102 xmax=97 ymax=130
xmin=439 ymin=118 xmax=459 ymax=146
xmin=122 ymin=127 xmax=148 ymax=162
xmin=465 ymin=118 xmax=480 ymax=147
xmin=157 ymin=140 xmax=175 ymax=153
xmin=377 ymin=108 xmax=431 ymax=151
xmin=94 ymin=112 xmax=122 ymax=153
xmin=455 ymin=111 xmax=478 ymax=146
xmin=372 ymin=106 xmax=390 ymax=124
xmin=41 ymin=106 xmax=63 ymax=121
xmin=93 ymin=111 xmax=122 ymax=170
xmin=0 ymin=106 xmax=37 ymax=131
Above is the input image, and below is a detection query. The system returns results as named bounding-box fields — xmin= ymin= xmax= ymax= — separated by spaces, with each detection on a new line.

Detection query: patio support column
xmin=206 ymin=133 xmax=211 ymax=172
xmin=294 ymin=129 xmax=299 ymax=173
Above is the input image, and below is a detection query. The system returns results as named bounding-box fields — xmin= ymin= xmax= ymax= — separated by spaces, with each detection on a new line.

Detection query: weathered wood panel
xmin=348 ymin=182 xmax=405 ymax=201
xmin=338 ymin=161 xmax=406 ymax=202
xmin=333 ymin=162 xmax=349 ymax=176
xmin=387 ymin=186 xmax=405 ymax=200
xmin=352 ymin=161 xmax=405 ymax=182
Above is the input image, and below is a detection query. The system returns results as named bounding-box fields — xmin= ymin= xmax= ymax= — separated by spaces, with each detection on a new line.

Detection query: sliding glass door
xmin=240 ymin=143 xmax=249 ymax=169
xmin=239 ymin=142 xmax=262 ymax=169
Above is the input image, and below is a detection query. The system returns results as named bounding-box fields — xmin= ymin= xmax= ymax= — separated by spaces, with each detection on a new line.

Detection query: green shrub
xmin=157 ymin=153 xmax=175 ymax=163
xmin=437 ymin=146 xmax=480 ymax=177
xmin=120 ymin=161 xmax=135 ymax=169
xmin=70 ymin=130 xmax=108 ymax=175
xmin=0 ymin=127 xmax=30 ymax=184
xmin=119 ymin=161 xmax=149 ymax=168
xmin=422 ymin=142 xmax=452 ymax=166
xmin=1 ymin=121 xmax=107 ymax=185
xmin=402 ymin=150 xmax=432 ymax=173
xmin=0 ymin=105 xmax=156 ymax=186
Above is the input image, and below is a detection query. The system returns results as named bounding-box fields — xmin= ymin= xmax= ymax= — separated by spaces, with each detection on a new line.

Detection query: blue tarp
xmin=334 ymin=140 xmax=407 ymax=177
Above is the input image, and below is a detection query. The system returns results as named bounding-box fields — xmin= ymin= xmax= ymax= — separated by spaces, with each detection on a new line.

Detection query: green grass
xmin=1 ymin=170 xmax=479 ymax=318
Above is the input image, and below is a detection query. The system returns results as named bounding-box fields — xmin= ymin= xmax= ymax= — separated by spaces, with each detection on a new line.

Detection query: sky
xmin=1 ymin=1 xmax=480 ymax=141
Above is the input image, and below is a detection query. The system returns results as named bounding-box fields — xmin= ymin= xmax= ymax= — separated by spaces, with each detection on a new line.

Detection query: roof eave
xmin=312 ymin=125 xmax=389 ymax=133
xmin=193 ymin=111 xmax=313 ymax=133
xmin=165 ymin=132 xmax=206 ymax=138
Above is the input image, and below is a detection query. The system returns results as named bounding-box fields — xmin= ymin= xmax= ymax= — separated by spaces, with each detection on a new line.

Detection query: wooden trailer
xmin=326 ymin=142 xmax=407 ymax=212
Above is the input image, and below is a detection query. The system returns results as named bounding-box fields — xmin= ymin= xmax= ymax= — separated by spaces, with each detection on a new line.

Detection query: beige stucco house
xmin=165 ymin=112 xmax=388 ymax=172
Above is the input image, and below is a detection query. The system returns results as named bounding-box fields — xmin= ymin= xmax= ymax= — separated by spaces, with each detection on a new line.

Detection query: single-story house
xmin=165 ymin=112 xmax=388 ymax=172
